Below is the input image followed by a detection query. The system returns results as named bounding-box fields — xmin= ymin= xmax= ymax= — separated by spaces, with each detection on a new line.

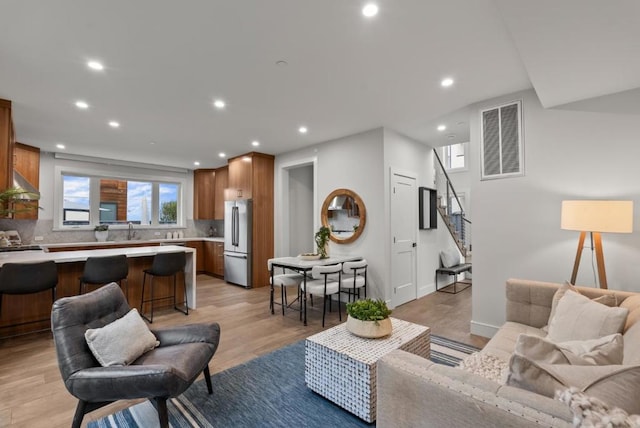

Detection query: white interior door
xmin=391 ymin=172 xmax=417 ymax=307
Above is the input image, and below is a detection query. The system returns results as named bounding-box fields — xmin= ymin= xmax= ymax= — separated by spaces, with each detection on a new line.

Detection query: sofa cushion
xmin=620 ymin=295 xmax=640 ymax=333
xmin=515 ymin=334 xmax=623 ymax=365
xmin=481 ymin=322 xmax=546 ymax=362
xmin=85 ymin=308 xmax=159 ymax=367
xmin=547 ymin=291 xmax=628 ymax=342
xmin=623 ymin=321 xmax=640 ymax=365
xmin=507 ymin=355 xmax=640 ymax=414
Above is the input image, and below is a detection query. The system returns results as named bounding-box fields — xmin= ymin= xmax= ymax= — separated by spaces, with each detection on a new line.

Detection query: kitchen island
xmin=0 ymin=245 xmax=196 ymax=338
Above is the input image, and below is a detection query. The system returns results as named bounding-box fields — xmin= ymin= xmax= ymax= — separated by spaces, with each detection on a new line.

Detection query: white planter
xmin=346 ymin=315 xmax=392 ymax=338
xmin=95 ymin=230 xmax=109 ymax=242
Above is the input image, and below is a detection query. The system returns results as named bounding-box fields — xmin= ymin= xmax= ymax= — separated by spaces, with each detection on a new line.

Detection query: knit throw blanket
xmin=556 ymin=388 xmax=640 ymax=428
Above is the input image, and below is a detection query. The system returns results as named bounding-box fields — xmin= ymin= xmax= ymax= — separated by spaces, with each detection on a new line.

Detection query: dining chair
xmin=301 ymin=264 xmax=342 ymax=327
xmin=267 ymin=259 xmax=304 ymax=315
xmin=340 ymin=259 xmax=368 ymax=302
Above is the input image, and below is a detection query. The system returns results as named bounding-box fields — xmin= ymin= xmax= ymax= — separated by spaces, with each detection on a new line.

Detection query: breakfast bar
xmin=0 ymin=245 xmax=195 ymax=338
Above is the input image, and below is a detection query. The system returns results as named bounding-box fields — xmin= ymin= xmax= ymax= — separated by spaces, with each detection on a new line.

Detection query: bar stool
xmin=79 ymin=255 xmax=129 ymax=297
xmin=140 ymin=251 xmax=188 ymax=323
xmin=0 ymin=260 xmax=58 ymax=330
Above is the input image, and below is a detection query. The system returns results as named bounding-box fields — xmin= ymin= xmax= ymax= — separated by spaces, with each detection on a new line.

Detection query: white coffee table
xmin=305 ymin=317 xmax=430 ymax=422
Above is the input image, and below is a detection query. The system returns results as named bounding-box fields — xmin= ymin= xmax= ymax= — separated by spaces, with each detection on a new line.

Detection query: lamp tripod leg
xmin=570 ymin=231 xmax=586 ymax=285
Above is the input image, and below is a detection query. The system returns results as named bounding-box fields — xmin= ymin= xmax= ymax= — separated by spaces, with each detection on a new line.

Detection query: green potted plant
xmin=346 ymin=298 xmax=393 ymax=338
xmin=94 ymin=224 xmax=109 ymax=242
xmin=314 ymin=226 xmax=331 ymax=258
xmin=0 ymin=186 xmax=40 ymax=217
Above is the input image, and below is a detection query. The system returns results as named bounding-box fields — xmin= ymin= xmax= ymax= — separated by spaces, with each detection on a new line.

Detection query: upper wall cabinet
xmin=0 ymin=99 xmax=14 ymax=191
xmin=193 ymin=169 xmax=215 ymax=220
xmin=213 ymin=165 xmax=227 ymax=220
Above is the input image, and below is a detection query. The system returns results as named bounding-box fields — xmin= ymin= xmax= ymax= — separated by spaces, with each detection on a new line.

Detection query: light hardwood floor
xmin=0 ymin=275 xmax=487 ymax=427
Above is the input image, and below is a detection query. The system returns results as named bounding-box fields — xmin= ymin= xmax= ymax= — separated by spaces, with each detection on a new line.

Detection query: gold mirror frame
xmin=321 ymin=188 xmax=366 ymax=244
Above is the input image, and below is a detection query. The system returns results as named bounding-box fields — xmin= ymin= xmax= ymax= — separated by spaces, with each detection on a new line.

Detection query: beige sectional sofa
xmin=377 ymin=278 xmax=640 ymax=428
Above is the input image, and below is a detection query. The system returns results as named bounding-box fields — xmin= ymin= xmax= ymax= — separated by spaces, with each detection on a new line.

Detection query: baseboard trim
xmin=418 ymin=283 xmax=435 ymax=298
xmin=470 ymin=320 xmax=500 ymax=338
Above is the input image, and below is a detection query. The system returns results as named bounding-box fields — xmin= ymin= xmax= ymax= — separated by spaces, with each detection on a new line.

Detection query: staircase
xmin=433 ymin=149 xmax=471 ymax=258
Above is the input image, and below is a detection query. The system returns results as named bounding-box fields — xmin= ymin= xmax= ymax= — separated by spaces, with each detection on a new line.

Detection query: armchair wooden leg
xmin=71 ymin=400 xmax=87 ymax=428
xmin=204 ymin=365 xmax=213 ymax=394
xmin=155 ymin=397 xmax=169 ymax=428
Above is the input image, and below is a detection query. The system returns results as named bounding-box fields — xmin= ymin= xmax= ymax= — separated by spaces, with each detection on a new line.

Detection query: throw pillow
xmin=457 ymin=352 xmax=509 ymax=384
xmin=547 ymin=291 xmax=628 ymax=342
xmin=85 ymin=308 xmax=159 ymax=367
xmin=543 ymin=281 xmax=618 ymax=332
xmin=556 ymin=387 xmax=640 ymax=427
xmin=623 ymin=321 xmax=640 ymax=365
xmin=514 ymin=333 xmax=623 ymax=366
xmin=620 ymin=295 xmax=640 ymax=333
xmin=440 ymin=248 xmax=460 ymax=268
xmin=507 ymin=355 xmax=640 ymax=414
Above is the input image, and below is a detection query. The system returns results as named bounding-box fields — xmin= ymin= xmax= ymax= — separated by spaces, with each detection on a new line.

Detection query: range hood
xmin=328 ymin=195 xmax=347 ymax=210
xmin=13 ymin=171 xmax=40 ymax=200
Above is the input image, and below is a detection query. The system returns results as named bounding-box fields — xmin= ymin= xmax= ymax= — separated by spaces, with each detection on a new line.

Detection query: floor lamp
xmin=561 ymin=200 xmax=633 ymax=289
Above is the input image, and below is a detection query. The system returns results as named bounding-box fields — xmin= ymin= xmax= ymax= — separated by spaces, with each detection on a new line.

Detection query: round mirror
xmin=321 ymin=189 xmax=366 ymax=244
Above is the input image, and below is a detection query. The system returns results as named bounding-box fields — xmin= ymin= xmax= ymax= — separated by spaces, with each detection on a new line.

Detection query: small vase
xmin=95 ymin=230 xmax=108 ymax=242
xmin=346 ymin=315 xmax=392 ymax=338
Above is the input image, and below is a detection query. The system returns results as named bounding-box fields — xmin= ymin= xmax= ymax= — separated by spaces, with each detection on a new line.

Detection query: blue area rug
xmin=89 ymin=335 xmax=478 ymax=428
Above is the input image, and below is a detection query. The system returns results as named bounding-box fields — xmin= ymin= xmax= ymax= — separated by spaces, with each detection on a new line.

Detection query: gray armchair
xmin=51 ymin=282 xmax=220 ymax=428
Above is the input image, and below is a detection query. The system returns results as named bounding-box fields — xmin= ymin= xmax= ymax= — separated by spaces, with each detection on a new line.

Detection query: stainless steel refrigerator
xmin=224 ymin=199 xmax=252 ymax=287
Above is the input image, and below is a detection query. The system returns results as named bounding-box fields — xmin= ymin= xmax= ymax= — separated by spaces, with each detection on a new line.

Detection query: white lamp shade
xmin=561 ymin=200 xmax=633 ymax=233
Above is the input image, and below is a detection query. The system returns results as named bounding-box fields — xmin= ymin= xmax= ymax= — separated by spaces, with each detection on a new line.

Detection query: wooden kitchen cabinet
xmin=213 ymin=165 xmax=227 ymax=220
xmin=0 ymin=99 xmax=14 ymax=192
xmin=185 ymin=241 xmax=204 ymax=273
xmin=193 ymin=169 xmax=215 ymax=219
xmin=213 ymin=241 xmax=224 ymax=277
xmin=203 ymin=241 xmax=215 ymax=275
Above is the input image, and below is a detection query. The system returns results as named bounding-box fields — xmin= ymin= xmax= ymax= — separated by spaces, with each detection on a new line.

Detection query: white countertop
xmin=0 ymin=245 xmax=195 ymax=266
xmin=42 ymin=236 xmax=224 ymax=249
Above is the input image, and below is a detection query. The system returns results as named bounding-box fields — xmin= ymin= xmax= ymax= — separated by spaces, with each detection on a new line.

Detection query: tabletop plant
xmin=314 ymin=226 xmax=331 ymax=258
xmin=94 ymin=224 xmax=109 ymax=232
xmin=346 ymin=298 xmax=392 ymax=325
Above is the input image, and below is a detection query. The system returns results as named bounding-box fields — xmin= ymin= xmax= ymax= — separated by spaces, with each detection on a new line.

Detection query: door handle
xmin=412 ymin=242 xmax=417 ymax=247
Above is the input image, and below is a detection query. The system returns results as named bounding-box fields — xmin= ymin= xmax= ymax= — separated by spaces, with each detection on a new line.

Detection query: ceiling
xmin=1 ymin=1 xmax=638 ymax=169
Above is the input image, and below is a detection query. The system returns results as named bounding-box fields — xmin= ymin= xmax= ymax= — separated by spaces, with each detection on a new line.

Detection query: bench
xmin=435 ymin=248 xmax=472 ymax=294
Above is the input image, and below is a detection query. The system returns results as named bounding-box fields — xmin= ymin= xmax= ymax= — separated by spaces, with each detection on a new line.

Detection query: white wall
xmin=276 ymin=128 xmax=387 ymax=298
xmin=470 ymin=89 xmax=640 ymax=337
xmin=288 ymin=165 xmax=314 ymax=255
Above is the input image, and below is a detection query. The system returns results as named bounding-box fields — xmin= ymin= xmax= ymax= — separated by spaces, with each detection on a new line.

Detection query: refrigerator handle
xmin=232 ymin=206 xmax=239 ymax=246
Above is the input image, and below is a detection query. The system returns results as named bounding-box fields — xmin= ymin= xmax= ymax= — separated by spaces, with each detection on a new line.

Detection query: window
xmin=442 ymin=143 xmax=466 ymax=170
xmin=58 ymin=169 xmax=184 ymax=229
xmin=480 ymin=100 xmax=523 ymax=180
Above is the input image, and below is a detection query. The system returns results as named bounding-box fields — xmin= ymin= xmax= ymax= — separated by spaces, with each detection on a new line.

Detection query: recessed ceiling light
xmin=447 ymin=134 xmax=457 ymax=139
xmin=213 ymin=99 xmax=226 ymax=109
xmin=362 ymin=3 xmax=379 ymax=17
xmin=56 ymin=143 xmax=66 ymax=149
xmin=218 ymin=152 xmax=226 ymax=158
xmin=251 ymin=140 xmax=260 ymax=147
xmin=441 ymin=77 xmax=454 ymax=87
xmin=75 ymin=100 xmax=89 ymax=109
xmin=194 ymin=161 xmax=200 ymax=166
xmin=276 ymin=60 xmax=288 ymax=67
xmin=298 ymin=126 xmax=308 ymax=134
xmin=437 ymin=124 xmax=447 ymax=132
xmin=149 ymin=141 xmax=156 ymax=145
xmin=87 ymin=60 xmax=104 ymax=71
xmin=108 ymin=121 xmax=120 ymax=128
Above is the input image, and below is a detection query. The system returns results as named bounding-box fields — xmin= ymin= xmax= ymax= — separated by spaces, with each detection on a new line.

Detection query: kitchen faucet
xmin=127 ymin=222 xmax=135 ymax=240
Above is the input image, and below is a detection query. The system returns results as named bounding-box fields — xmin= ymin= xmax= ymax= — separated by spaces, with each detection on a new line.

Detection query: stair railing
xmin=433 ymin=148 xmax=472 ymax=254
